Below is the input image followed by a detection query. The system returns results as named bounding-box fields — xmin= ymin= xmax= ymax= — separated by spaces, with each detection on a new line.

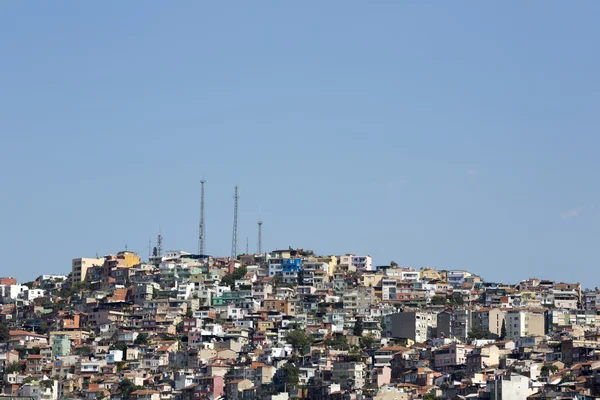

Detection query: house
xmin=433 ymin=343 xmax=473 ymax=371
xmin=130 ymin=390 xmax=160 ymax=400
xmin=181 ymin=376 xmax=224 ymax=400
xmin=26 ymin=355 xmax=43 ymax=374
xmin=225 ymin=379 xmax=254 ymax=400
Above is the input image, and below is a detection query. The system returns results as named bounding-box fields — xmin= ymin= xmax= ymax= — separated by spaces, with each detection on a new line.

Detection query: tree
xmin=286 ymin=329 xmax=313 ymax=355
xmin=221 ymin=266 xmax=248 ymax=290
xmin=110 ymin=342 xmax=128 ymax=353
xmin=118 ymin=379 xmax=143 ymax=399
xmin=0 ymin=323 xmax=8 ymax=341
xmin=5 ymin=361 xmax=22 ymax=374
xmin=360 ymin=334 xmax=377 ymax=349
xmin=325 ymin=335 xmax=349 ymax=350
xmin=134 ymin=333 xmax=149 ymax=346
xmin=541 ymin=365 xmax=559 ymax=377
xmin=281 ymin=363 xmax=299 ymax=387
xmin=430 ymin=295 xmax=447 ymax=306
xmin=449 ymin=292 xmax=464 ymax=305
xmin=353 ymin=318 xmax=364 ymax=337
xmin=500 ymin=319 xmax=507 ymax=340
xmin=297 ymin=269 xmax=305 ymax=286
xmin=74 ymin=346 xmax=92 ymax=356
xmin=40 ymin=380 xmax=54 ymax=390
xmin=37 ymin=321 xmax=49 ymax=334
xmin=468 ymin=327 xmax=493 ymax=340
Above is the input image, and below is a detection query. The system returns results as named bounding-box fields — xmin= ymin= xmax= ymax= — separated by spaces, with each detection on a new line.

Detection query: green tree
xmin=325 ymin=335 xmax=349 ymax=350
xmin=110 ymin=342 xmax=128 ymax=353
xmin=281 ymin=363 xmax=299 ymax=387
xmin=272 ymin=275 xmax=283 ymax=288
xmin=297 ymin=269 xmax=305 ymax=286
xmin=40 ymin=380 xmax=54 ymax=390
xmin=500 ymin=319 xmax=507 ymax=339
xmin=540 ymin=365 xmax=559 ymax=377
xmin=353 ymin=318 xmax=364 ymax=337
xmin=449 ymin=292 xmax=464 ymax=305
xmin=360 ymin=334 xmax=377 ymax=349
xmin=468 ymin=327 xmax=493 ymax=340
xmin=118 ymin=379 xmax=143 ymax=399
xmin=37 ymin=321 xmax=49 ymax=334
xmin=286 ymin=329 xmax=313 ymax=355
xmin=74 ymin=346 xmax=92 ymax=356
xmin=0 ymin=323 xmax=8 ymax=341
xmin=5 ymin=361 xmax=22 ymax=374
xmin=221 ymin=266 xmax=248 ymax=289
xmin=430 ymin=295 xmax=447 ymax=306
xmin=134 ymin=333 xmax=149 ymax=346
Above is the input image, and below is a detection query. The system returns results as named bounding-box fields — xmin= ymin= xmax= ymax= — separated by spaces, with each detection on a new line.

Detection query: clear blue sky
xmin=1 ymin=3 xmax=599 ymax=286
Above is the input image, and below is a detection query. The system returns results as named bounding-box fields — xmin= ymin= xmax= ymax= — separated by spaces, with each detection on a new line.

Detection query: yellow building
xmin=307 ymin=255 xmax=338 ymax=276
xmin=117 ymin=251 xmax=141 ymax=267
xmin=363 ymin=273 xmax=384 ymax=288
xmin=71 ymin=257 xmax=104 ymax=284
xmin=420 ymin=268 xmax=444 ymax=281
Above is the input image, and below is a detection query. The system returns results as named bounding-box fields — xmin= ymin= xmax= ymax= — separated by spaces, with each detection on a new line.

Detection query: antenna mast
xmin=257 ymin=218 xmax=263 ymax=254
xmin=157 ymin=227 xmax=163 ymax=257
xmin=231 ymin=185 xmax=239 ymax=259
xmin=198 ymin=179 xmax=206 ymax=254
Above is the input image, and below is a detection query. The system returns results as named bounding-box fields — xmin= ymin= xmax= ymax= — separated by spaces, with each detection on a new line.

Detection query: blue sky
xmin=1 ymin=3 xmax=599 ymax=285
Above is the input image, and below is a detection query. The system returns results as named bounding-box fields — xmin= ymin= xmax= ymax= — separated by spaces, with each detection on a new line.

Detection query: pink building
xmin=182 ymin=376 xmax=224 ymax=400
xmin=373 ymin=366 xmax=391 ymax=387
xmin=434 ymin=343 xmax=473 ymax=371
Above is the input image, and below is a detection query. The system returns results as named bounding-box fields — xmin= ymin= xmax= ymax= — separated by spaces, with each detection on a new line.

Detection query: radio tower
xmin=198 ymin=179 xmax=206 ymax=255
xmin=257 ymin=218 xmax=263 ymax=254
xmin=231 ymin=185 xmax=239 ymax=259
xmin=157 ymin=227 xmax=163 ymax=257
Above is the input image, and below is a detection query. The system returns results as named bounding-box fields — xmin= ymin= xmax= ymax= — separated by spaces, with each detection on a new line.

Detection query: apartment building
xmin=71 ymin=257 xmax=104 ymax=283
xmin=471 ymin=308 xmax=506 ymax=338
xmin=384 ymin=312 xmax=437 ymax=343
xmin=338 ymin=254 xmax=373 ymax=272
xmin=505 ymin=309 xmax=545 ymax=341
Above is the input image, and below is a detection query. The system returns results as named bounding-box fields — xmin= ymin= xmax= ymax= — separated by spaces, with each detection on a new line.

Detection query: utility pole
xmin=198 ymin=179 xmax=206 ymax=255
xmin=231 ymin=185 xmax=239 ymax=259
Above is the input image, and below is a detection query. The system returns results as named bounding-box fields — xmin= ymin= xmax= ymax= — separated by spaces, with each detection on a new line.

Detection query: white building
xmin=505 ymin=310 xmax=545 ymax=341
xmin=339 ymin=255 xmax=373 ymax=271
xmin=106 ymin=349 xmax=124 ymax=364
xmin=487 ymin=374 xmax=536 ymax=400
xmin=447 ymin=270 xmax=473 ymax=288
xmin=26 ymin=289 xmax=46 ymax=301
xmin=400 ymin=269 xmax=420 ymax=282
xmin=176 ymin=283 xmax=194 ymax=300
xmin=0 ymin=284 xmax=28 ymax=300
